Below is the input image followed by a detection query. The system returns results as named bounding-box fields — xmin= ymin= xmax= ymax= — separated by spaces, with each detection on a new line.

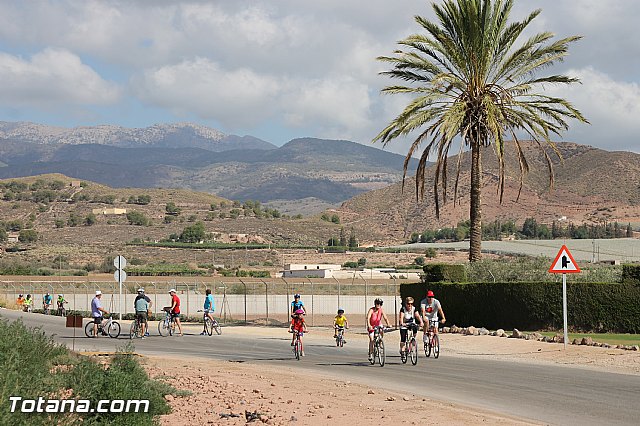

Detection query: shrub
xmin=422 ymin=264 xmax=467 ymax=283
xmin=126 ymin=211 xmax=149 ymax=226
xmin=622 ymin=264 xmax=640 ymax=285
xmin=18 ymin=229 xmax=38 ymax=243
xmin=400 ymin=281 xmax=640 ymax=333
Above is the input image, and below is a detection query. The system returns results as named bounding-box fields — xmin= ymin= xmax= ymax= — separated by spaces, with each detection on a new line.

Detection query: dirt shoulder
xmin=141 ymin=325 xmax=639 ymax=425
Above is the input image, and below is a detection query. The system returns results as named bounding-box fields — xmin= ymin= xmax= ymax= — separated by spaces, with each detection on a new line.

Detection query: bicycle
xmin=43 ymin=303 xmax=51 ymax=315
xmin=424 ymin=319 xmax=440 ymax=359
xmin=290 ymin=330 xmax=306 ymax=360
xmin=23 ymin=304 xmax=32 ymax=313
xmin=130 ymin=315 xmax=145 ymax=339
xmin=400 ymin=324 xmax=419 ymax=365
xmin=198 ymin=310 xmax=222 ymax=336
xmin=335 ymin=326 xmax=346 ymax=347
xmin=85 ymin=315 xmax=121 ymax=338
xmin=57 ymin=303 xmax=67 ymax=317
xmin=369 ymin=326 xmax=386 ymax=367
xmin=158 ymin=307 xmax=176 ymax=337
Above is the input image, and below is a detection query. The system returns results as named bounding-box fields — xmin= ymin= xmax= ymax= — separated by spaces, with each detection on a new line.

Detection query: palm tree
xmin=373 ymin=0 xmax=588 ymax=261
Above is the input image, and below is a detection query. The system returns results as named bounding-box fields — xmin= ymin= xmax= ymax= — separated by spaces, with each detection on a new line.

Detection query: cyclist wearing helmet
xmin=134 ymin=288 xmax=152 ymax=338
xmin=290 ymin=293 xmax=306 ymax=316
xmin=289 ymin=308 xmax=308 ymax=355
xmin=16 ymin=294 xmax=25 ymax=309
xmin=24 ymin=294 xmax=33 ymax=312
xmin=43 ymin=292 xmax=53 ymax=311
xmin=200 ymin=289 xmax=216 ymax=335
xmin=57 ymin=294 xmax=68 ymax=315
xmin=366 ymin=298 xmax=390 ymax=362
xmin=399 ymin=296 xmax=423 ymax=354
xmin=420 ymin=290 xmax=446 ymax=342
xmin=333 ymin=308 xmax=349 ymax=339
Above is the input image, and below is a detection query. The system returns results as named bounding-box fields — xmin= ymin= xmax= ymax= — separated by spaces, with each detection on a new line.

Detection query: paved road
xmin=3 ymin=309 xmax=640 ymax=425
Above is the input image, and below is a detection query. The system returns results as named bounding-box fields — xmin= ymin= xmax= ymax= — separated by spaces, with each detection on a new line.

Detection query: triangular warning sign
xmin=549 ymin=245 xmax=581 ymax=274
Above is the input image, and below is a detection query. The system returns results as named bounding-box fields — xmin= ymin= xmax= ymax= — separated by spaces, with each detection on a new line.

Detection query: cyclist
xmin=366 ymin=298 xmax=391 ymax=362
xmin=57 ymin=294 xmax=68 ymax=315
xmin=91 ymin=290 xmax=109 ymax=337
xmin=399 ymin=296 xmax=423 ymax=355
xmin=289 ymin=308 xmax=308 ymax=356
xmin=23 ymin=294 xmax=33 ymax=312
xmin=43 ymin=292 xmax=53 ymax=312
xmin=290 ymin=293 xmax=306 ymax=316
xmin=420 ymin=290 xmax=446 ymax=343
xmin=16 ymin=294 xmax=25 ymax=309
xmin=200 ymin=289 xmax=216 ymax=336
xmin=333 ymin=308 xmax=349 ymax=341
xmin=168 ymin=289 xmax=183 ymax=336
xmin=134 ymin=288 xmax=152 ymax=339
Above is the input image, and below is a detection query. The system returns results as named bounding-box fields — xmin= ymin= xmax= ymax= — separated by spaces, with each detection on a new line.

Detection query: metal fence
xmin=0 ymin=278 xmax=405 ymax=328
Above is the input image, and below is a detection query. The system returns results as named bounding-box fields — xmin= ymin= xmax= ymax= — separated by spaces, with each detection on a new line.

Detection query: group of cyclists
xmin=16 ymin=292 xmax=67 ymax=314
xmin=287 ymin=290 xmax=445 ymax=362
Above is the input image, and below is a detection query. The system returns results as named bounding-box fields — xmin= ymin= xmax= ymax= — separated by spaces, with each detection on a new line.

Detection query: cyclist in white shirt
xmin=420 ymin=290 xmax=446 ymax=343
xmin=398 ymin=296 xmax=423 ymax=354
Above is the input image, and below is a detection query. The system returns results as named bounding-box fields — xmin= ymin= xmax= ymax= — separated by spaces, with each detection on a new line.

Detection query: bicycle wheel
xmin=400 ymin=347 xmax=407 ymax=364
xmin=130 ymin=321 xmax=140 ymax=339
xmin=377 ymin=339 xmax=385 ymax=367
xmin=425 ymin=338 xmax=432 ymax=358
xmin=433 ymin=334 xmax=440 ymax=359
xmin=204 ymin=317 xmax=212 ymax=336
xmin=158 ymin=318 xmax=169 ymax=337
xmin=339 ymin=334 xmax=343 ymax=347
xmin=108 ymin=321 xmax=121 ymax=338
xmin=410 ymin=338 xmax=418 ymax=365
xmin=169 ymin=319 xmax=176 ymax=336
xmin=213 ymin=320 xmax=222 ymax=335
xmin=294 ymin=339 xmax=301 ymax=360
xmin=84 ymin=321 xmax=95 ymax=338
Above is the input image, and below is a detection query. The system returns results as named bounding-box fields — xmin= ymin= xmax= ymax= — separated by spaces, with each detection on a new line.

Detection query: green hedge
xmin=422 ymin=264 xmax=467 ymax=283
xmin=401 ymin=281 xmax=640 ymax=333
xmin=621 ymin=264 xmax=640 ymax=285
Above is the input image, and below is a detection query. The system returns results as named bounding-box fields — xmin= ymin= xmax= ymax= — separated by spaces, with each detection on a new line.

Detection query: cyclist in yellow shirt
xmin=333 ymin=308 xmax=349 ymax=340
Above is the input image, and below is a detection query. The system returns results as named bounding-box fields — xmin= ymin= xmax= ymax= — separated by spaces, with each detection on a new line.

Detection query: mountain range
xmin=0 ymin=122 xmax=417 ymax=211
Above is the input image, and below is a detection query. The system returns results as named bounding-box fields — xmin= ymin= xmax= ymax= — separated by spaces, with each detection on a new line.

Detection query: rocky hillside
xmin=336 ymin=141 xmax=640 ymax=244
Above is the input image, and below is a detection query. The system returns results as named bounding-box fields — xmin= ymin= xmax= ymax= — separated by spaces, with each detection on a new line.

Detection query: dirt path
xmin=141 ymin=325 xmax=639 ymax=425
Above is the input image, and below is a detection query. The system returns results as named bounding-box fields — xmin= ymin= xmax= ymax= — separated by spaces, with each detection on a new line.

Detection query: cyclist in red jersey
xmin=169 ymin=289 xmax=183 ymax=336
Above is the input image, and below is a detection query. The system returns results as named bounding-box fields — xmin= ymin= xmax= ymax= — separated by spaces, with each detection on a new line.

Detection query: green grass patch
xmin=0 ymin=317 xmax=176 ymax=425
xmin=537 ymin=331 xmax=640 ymax=346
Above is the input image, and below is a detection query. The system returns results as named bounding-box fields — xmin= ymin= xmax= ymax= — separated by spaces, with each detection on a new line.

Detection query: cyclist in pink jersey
xmin=366 ymin=298 xmax=391 ymax=362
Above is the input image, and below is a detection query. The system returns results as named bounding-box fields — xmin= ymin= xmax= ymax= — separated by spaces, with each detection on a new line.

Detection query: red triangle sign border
xmin=549 ymin=244 xmax=581 ymax=274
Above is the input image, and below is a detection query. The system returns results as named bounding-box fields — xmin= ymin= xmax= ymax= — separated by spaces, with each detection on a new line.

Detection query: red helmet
xmin=427 ymin=290 xmax=435 ymax=297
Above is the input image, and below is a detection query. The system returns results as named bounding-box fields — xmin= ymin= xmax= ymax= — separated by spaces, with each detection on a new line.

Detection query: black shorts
xmin=400 ymin=323 xmax=418 ymax=342
xmin=171 ymin=312 xmax=180 ymax=319
xmin=135 ymin=311 xmax=148 ymax=323
xmin=93 ymin=317 xmax=103 ymax=324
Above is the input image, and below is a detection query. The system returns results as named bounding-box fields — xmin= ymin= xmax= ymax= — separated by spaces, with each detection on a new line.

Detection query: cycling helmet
xmin=294 ymin=293 xmax=301 ymax=298
xmin=45 ymin=292 xmax=50 ymax=295
xmin=19 ymin=294 xmax=23 ymax=297
xmin=294 ymin=308 xmax=304 ymax=315
xmin=26 ymin=294 xmax=31 ymax=298
xmin=427 ymin=290 xmax=435 ymax=298
xmin=337 ymin=308 xmax=344 ymax=314
xmin=374 ymin=298 xmax=383 ymax=306
xmin=169 ymin=288 xmax=176 ymax=293
xmin=137 ymin=288 xmax=145 ymax=293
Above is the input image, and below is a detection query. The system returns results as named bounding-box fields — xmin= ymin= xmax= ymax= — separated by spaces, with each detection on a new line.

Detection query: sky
xmin=0 ymin=0 xmax=638 ymax=155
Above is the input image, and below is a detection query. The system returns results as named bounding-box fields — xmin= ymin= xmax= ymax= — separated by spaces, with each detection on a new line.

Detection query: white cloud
xmin=132 ymin=58 xmax=281 ymax=127
xmin=545 ymin=67 xmax=640 ymax=152
xmin=0 ymin=48 xmax=120 ymax=107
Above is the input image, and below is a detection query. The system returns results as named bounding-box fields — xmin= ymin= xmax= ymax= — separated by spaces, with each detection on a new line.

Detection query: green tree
xmin=165 ymin=202 xmax=181 ymax=216
xmin=84 ymin=213 xmax=97 ymax=226
xmin=339 ymin=227 xmax=347 ymax=247
xmin=127 ymin=211 xmax=149 ymax=226
xmin=373 ymin=0 xmax=587 ymax=261
xmin=348 ymin=228 xmax=358 ymax=249
xmin=18 ymin=229 xmax=38 ymax=243
xmin=627 ymin=223 xmax=634 ymax=238
xmin=330 ymin=214 xmax=340 ymax=224
xmin=54 ymin=219 xmax=65 ymax=229
xmin=67 ymin=213 xmax=81 ymax=227
xmin=180 ymin=221 xmax=206 ymax=243
xmin=0 ymin=228 xmax=6 ymax=242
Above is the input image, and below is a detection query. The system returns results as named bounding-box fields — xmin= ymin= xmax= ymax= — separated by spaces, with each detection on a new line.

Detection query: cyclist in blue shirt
xmin=201 ymin=289 xmax=216 ymax=335
xmin=290 ymin=293 xmax=306 ymax=316
xmin=43 ymin=292 xmax=53 ymax=312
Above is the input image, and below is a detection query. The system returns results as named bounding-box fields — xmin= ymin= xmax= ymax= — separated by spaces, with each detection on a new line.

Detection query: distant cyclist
xmin=168 ymin=289 xmax=183 ymax=336
xmin=333 ymin=308 xmax=349 ymax=340
xmin=23 ymin=294 xmax=33 ymax=312
xmin=134 ymin=288 xmax=152 ymax=338
xmin=200 ymin=289 xmax=216 ymax=336
xmin=366 ymin=298 xmax=390 ymax=362
xmin=43 ymin=292 xmax=53 ymax=312
xmin=289 ymin=308 xmax=308 ymax=356
xmin=399 ymin=296 xmax=423 ymax=354
xmin=290 ymin=293 xmax=306 ymax=316
xmin=57 ymin=294 xmax=68 ymax=315
xmin=16 ymin=294 xmax=25 ymax=309
xmin=420 ymin=290 xmax=446 ymax=343
xmin=91 ymin=290 xmax=109 ymax=337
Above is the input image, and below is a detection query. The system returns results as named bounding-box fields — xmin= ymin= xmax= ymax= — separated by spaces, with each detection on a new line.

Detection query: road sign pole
xmin=119 ymin=273 xmax=122 ymax=321
xmin=562 ymin=273 xmax=568 ymax=349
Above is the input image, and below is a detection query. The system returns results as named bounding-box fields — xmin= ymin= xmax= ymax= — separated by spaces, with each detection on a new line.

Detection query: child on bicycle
xmin=200 ymin=289 xmax=216 ymax=335
xmin=289 ymin=308 xmax=308 ymax=356
xmin=333 ymin=308 xmax=349 ymax=340
xmin=399 ymin=296 xmax=423 ymax=355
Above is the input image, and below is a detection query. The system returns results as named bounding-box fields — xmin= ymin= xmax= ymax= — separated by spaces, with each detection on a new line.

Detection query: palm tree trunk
xmin=469 ymin=141 xmax=482 ymax=262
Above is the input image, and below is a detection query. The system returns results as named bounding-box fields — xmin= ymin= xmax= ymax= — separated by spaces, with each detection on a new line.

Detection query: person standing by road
xmin=169 ymin=289 xmax=183 ymax=336
xmin=134 ymin=288 xmax=152 ymax=338
xmin=420 ymin=290 xmax=446 ymax=342
xmin=91 ymin=290 xmax=109 ymax=337
xmin=366 ymin=298 xmax=391 ymax=362
xmin=200 ymin=289 xmax=216 ymax=335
